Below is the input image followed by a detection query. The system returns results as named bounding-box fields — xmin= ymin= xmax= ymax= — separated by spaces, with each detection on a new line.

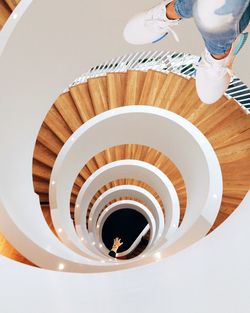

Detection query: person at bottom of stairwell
xmin=109 ymin=237 xmax=123 ymax=258
xmin=124 ymin=0 xmax=250 ymax=104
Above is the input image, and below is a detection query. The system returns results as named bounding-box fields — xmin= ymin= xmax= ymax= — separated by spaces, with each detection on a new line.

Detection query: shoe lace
xmin=195 ymin=57 xmax=234 ymax=79
xmin=145 ymin=5 xmax=180 ymax=42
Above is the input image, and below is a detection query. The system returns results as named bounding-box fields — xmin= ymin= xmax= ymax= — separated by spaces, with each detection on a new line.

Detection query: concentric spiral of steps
xmin=0 ymin=0 xmax=250 ymax=312
xmin=34 ymin=69 xmax=250 ymax=242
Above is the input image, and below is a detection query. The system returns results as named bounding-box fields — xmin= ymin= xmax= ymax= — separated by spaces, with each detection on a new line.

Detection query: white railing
xmin=70 ymin=50 xmax=250 ymax=114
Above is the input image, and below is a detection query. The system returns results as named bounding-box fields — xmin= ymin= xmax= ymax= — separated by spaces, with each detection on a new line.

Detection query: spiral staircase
xmin=0 ymin=1 xmax=250 ymax=312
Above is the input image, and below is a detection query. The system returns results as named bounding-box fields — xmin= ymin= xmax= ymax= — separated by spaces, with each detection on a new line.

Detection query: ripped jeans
xmin=174 ymin=0 xmax=250 ymax=54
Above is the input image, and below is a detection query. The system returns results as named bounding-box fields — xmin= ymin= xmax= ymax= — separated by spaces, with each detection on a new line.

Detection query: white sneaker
xmin=196 ymin=32 xmax=249 ymax=105
xmin=123 ymin=0 xmax=180 ymax=45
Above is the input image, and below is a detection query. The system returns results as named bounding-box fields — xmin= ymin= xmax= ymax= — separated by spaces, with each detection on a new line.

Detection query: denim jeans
xmin=174 ymin=0 xmax=250 ymax=54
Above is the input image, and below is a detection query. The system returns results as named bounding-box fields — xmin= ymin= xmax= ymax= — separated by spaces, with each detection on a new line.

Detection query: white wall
xmin=0 ymin=192 xmax=250 ymax=313
xmin=0 ymin=0 xmax=249 ymax=312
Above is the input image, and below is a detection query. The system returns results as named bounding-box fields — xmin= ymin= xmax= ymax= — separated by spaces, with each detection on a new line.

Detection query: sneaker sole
xmin=152 ymin=32 xmax=168 ymax=43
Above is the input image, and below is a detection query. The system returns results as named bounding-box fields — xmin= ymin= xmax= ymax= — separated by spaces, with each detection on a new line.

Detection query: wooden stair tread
xmin=30 ymin=70 xmax=250 ymax=249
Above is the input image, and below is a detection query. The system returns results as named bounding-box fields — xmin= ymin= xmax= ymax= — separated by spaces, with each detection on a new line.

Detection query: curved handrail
xmin=71 ymin=159 xmax=179 ymax=253
xmin=50 ymin=106 xmax=222 ymax=258
xmin=95 ymin=200 xmax=155 ymax=256
xmin=71 ymin=50 xmax=250 ymax=114
xmin=0 ymin=0 xmax=249 ymax=310
xmin=0 ymin=0 xmax=163 ymax=271
xmin=89 ymin=184 xmax=163 ymax=236
xmin=86 ymin=184 xmax=164 ymax=256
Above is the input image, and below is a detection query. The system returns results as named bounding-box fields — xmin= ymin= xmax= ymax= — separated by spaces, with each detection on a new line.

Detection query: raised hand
xmin=111 ymin=237 xmax=123 ymax=253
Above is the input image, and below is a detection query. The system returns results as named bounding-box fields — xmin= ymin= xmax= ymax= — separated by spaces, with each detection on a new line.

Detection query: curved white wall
xmin=0 ymin=0 xmax=249 ymax=312
xmin=0 ymin=192 xmax=250 ymax=313
xmin=89 ymin=184 xmax=163 ymax=235
xmin=95 ymin=200 xmax=155 ymax=255
xmin=50 ymin=106 xmax=222 ymax=256
xmin=86 ymin=184 xmax=163 ymax=256
xmin=72 ymin=160 xmax=176 ymax=249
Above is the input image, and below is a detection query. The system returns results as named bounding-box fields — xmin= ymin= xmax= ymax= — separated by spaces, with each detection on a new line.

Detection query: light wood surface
xmin=0 ymin=0 xmax=19 ymax=29
xmin=1 ymin=69 xmax=249 ymax=264
xmin=33 ymin=70 xmax=249 ymax=232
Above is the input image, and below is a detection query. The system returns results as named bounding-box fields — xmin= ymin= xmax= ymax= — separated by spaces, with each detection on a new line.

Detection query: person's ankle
xmin=211 ymin=47 xmax=231 ymax=60
xmin=166 ymin=1 xmax=182 ymax=20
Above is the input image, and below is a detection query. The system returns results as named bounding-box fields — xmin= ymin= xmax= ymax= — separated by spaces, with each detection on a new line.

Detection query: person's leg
xmin=173 ymin=0 xmax=195 ymax=19
xmin=194 ymin=1 xmax=250 ymax=104
xmin=239 ymin=4 xmax=250 ymax=33
xmin=193 ymin=0 xmax=250 ymax=57
xmin=212 ymin=6 xmax=250 ymax=60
